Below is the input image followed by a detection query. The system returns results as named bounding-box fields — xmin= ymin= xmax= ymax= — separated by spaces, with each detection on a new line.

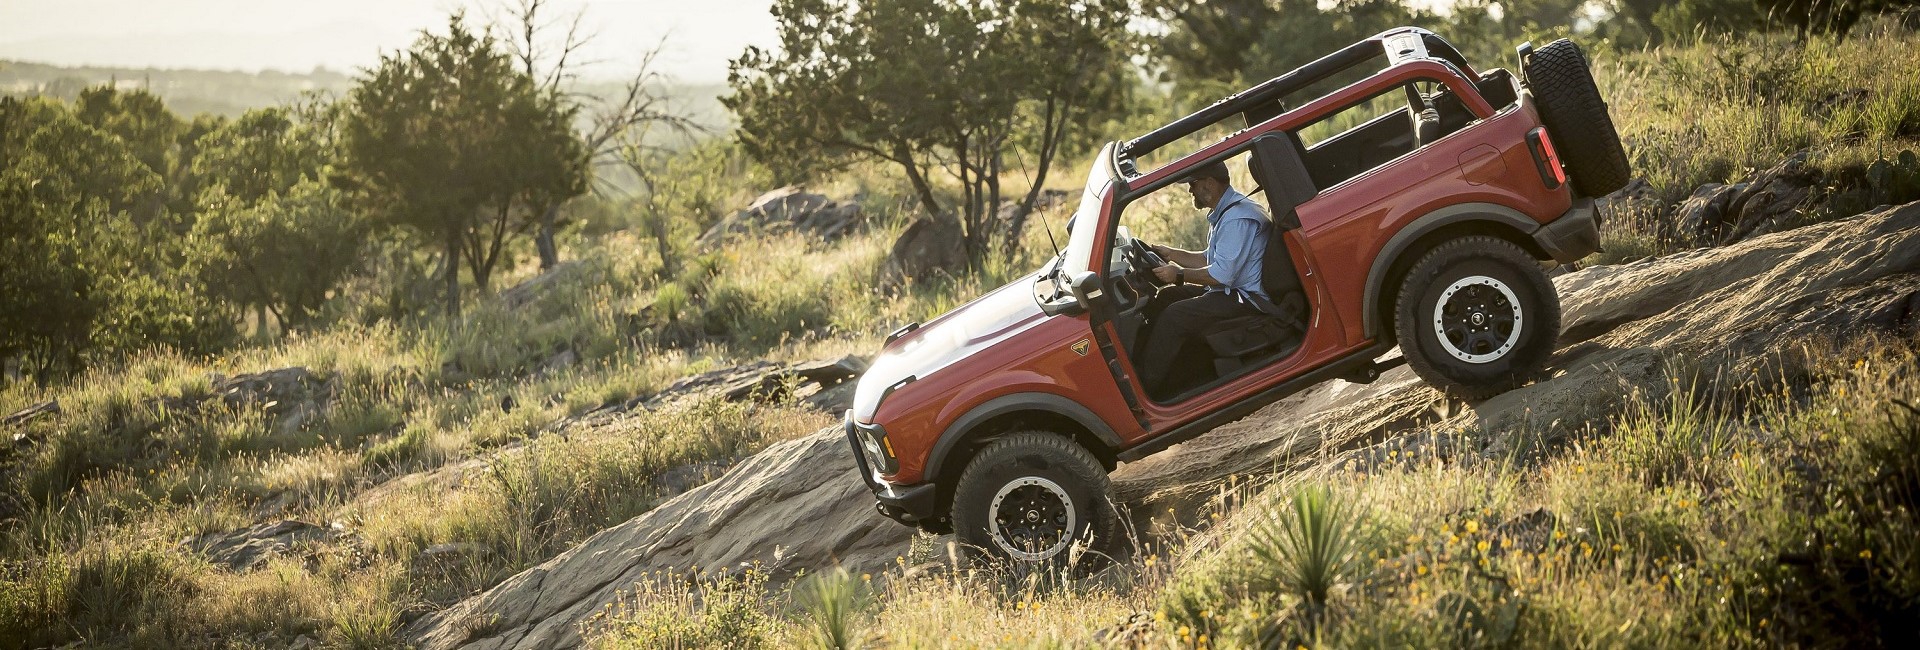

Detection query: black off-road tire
xmin=1394 ymin=236 xmax=1560 ymax=400
xmin=1526 ymin=38 xmax=1631 ymax=197
xmin=951 ymin=431 xmax=1120 ymax=574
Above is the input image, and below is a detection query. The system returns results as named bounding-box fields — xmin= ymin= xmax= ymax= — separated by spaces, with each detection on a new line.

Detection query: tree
xmin=1149 ymin=0 xmax=1432 ymax=90
xmin=726 ymin=0 xmax=1133 ymax=266
xmin=0 ymin=142 xmax=100 ymax=382
xmin=72 ymin=85 xmax=181 ymax=223
xmin=190 ymin=107 xmax=329 ymax=204
xmin=497 ymin=0 xmax=692 ymax=270
xmin=0 ymin=96 xmax=230 ymax=382
xmin=340 ymin=14 xmax=584 ymax=320
xmin=189 ymin=180 xmax=367 ymax=332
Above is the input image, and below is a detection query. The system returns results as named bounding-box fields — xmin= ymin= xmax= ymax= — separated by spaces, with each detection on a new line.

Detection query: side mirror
xmin=1067 ymin=271 xmax=1104 ymax=310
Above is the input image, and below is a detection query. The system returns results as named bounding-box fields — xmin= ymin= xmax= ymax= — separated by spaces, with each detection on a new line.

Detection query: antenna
xmin=1042 ymin=208 xmax=1062 ymax=255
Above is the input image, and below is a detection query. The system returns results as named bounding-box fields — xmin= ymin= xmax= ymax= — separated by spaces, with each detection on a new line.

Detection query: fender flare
xmin=1361 ymin=202 xmax=1542 ymax=338
xmin=922 ymin=392 xmax=1123 ymax=484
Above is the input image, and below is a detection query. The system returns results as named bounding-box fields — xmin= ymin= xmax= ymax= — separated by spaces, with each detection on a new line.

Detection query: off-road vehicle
xmin=845 ymin=28 xmax=1628 ymax=565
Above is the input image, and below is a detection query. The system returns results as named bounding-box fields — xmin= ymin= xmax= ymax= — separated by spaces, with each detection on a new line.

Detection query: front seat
xmin=1197 ymin=216 xmax=1309 ymax=376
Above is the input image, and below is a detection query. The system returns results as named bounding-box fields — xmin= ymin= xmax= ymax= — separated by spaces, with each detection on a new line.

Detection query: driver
xmin=1139 ymin=160 xmax=1271 ymax=397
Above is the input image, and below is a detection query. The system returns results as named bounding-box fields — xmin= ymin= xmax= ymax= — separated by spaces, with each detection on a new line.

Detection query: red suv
xmin=845 ymin=28 xmax=1628 ymax=565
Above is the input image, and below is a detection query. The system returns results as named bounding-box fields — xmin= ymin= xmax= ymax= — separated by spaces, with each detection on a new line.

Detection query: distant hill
xmin=0 ymin=59 xmax=356 ymax=117
xmin=0 ymin=59 xmax=731 ymax=130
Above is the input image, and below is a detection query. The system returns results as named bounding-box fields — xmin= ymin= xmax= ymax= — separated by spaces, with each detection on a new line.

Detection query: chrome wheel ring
xmin=1432 ymin=275 xmax=1524 ymax=364
xmin=987 ymin=476 xmax=1076 ymax=561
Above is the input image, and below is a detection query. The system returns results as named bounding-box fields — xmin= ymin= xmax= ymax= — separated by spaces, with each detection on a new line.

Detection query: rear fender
xmin=1362 ymin=202 xmax=1546 ymax=339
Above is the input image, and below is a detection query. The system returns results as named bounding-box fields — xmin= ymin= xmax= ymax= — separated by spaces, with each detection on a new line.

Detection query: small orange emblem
xmin=1072 ymin=339 xmax=1091 ymax=356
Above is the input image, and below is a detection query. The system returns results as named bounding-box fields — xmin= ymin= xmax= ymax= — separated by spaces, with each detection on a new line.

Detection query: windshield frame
xmin=1060 ymin=142 xmax=1116 ymax=276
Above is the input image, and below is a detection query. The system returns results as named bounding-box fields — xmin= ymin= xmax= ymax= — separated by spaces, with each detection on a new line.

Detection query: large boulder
xmin=407 ymin=201 xmax=1920 ymax=650
xmin=1673 ymin=150 xmax=1818 ymax=246
xmin=880 ymin=215 xmax=968 ymax=289
xmin=183 ymin=520 xmax=338 ymax=572
xmin=697 ymin=187 xmax=865 ymax=247
xmin=586 ymin=355 xmax=869 ymax=416
xmin=406 ymin=432 xmax=908 ymax=650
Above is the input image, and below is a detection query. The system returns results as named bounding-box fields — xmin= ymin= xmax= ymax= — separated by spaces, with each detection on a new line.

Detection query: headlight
xmin=852 ymin=421 xmax=898 ymax=475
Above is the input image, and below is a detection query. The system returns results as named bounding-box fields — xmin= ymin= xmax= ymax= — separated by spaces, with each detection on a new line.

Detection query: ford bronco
xmin=845 ymin=28 xmax=1630 ymax=566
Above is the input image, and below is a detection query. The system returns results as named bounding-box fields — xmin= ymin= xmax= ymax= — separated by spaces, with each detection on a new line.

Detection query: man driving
xmin=1140 ymin=160 xmax=1271 ymax=398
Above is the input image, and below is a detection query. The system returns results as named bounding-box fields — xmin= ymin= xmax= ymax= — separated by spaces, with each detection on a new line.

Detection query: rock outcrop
xmin=183 ymin=520 xmax=338 ymax=572
xmin=697 ymin=187 xmax=865 ymax=247
xmin=880 ymin=215 xmax=968 ymax=289
xmin=1671 ymin=151 xmax=1820 ymax=246
xmin=408 ymin=202 xmax=1920 ymax=650
xmin=585 ymin=354 xmax=869 ymax=416
xmin=2 ymin=400 xmax=59 ymax=429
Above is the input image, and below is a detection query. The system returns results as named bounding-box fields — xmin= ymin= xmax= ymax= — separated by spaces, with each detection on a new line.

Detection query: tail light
xmin=1526 ymin=127 xmax=1566 ymax=190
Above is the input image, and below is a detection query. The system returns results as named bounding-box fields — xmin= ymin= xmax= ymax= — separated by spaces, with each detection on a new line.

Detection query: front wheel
xmin=1394 ymin=236 xmax=1560 ymax=400
xmin=950 ymin=432 xmax=1119 ymax=573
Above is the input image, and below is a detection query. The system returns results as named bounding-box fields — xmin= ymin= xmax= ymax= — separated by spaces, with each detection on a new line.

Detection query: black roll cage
xmin=1118 ymin=27 xmax=1480 ymax=167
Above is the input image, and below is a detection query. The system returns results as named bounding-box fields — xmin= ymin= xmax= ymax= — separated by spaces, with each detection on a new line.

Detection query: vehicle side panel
xmin=869 ymin=311 xmax=1136 ymax=485
xmin=1295 ymin=95 xmax=1572 ymax=347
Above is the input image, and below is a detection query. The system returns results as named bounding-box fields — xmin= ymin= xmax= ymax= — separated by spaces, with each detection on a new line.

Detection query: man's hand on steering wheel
xmin=1151 ymin=264 xmax=1181 ymax=285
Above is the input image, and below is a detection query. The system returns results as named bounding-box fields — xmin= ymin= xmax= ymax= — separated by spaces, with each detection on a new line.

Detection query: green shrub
xmin=794 ymin=568 xmax=873 ymax=650
xmin=589 ymin=569 xmax=781 ymax=649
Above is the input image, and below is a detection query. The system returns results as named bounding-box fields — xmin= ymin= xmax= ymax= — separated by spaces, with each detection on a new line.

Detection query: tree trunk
xmin=1007 ymin=98 xmax=1064 ymax=254
xmin=535 ymin=203 xmax=560 ymax=270
xmin=891 ymin=141 xmax=945 ymax=221
xmin=445 ymin=230 xmax=462 ymax=323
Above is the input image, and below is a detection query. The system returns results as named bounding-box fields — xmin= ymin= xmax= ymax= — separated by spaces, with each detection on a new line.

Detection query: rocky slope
xmin=408 ymin=201 xmax=1920 ymax=650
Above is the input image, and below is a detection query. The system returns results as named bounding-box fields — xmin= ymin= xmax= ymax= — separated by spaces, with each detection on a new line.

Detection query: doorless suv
xmin=845 ymin=28 xmax=1629 ymax=565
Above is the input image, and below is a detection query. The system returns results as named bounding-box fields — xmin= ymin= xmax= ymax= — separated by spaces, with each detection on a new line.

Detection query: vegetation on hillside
xmin=5 ymin=0 xmax=1920 ymax=647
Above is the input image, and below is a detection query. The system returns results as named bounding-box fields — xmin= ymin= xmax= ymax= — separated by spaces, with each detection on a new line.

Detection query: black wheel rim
xmin=988 ymin=477 xmax=1076 ymax=561
xmin=1432 ymin=275 xmax=1523 ymax=364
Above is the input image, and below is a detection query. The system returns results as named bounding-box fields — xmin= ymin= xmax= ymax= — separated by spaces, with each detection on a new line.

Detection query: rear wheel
xmin=1395 ymin=236 xmax=1559 ymax=400
xmin=951 ymin=432 xmax=1119 ymax=573
xmin=1526 ymin=38 xmax=1631 ymax=197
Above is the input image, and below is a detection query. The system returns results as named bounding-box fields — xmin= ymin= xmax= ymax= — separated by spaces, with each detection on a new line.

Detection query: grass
xmin=572 ymin=333 xmax=1920 ymax=649
xmin=1590 ymin=18 xmax=1920 ymax=260
xmin=7 ymin=20 xmax=1920 ymax=650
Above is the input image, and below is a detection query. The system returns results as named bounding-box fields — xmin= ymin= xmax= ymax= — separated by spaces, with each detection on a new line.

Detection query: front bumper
xmin=1533 ymin=197 xmax=1601 ymax=264
xmin=844 ymin=416 xmax=942 ymax=527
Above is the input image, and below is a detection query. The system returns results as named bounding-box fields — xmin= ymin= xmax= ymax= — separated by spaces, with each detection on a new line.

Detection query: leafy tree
xmin=0 ymin=96 xmax=230 ymax=382
xmin=190 ymin=107 xmax=330 ymax=204
xmin=0 ymin=126 xmax=100 ymax=381
xmin=72 ymin=86 xmax=181 ymax=222
xmin=340 ymin=14 xmax=585 ymax=320
xmin=726 ymin=0 xmax=1133 ymax=265
xmin=1149 ymin=0 xmax=1432 ymax=90
xmin=73 ymin=85 xmax=181 ymax=179
xmin=498 ymin=0 xmax=691 ymax=270
xmin=189 ymin=180 xmax=367 ymax=332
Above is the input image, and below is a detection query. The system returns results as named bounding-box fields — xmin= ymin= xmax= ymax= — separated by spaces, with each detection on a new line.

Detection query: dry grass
xmin=8 ymin=20 xmax=1920 ymax=650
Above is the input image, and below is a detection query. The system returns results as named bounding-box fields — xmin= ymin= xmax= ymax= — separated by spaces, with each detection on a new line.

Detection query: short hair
xmin=1184 ymin=160 xmax=1230 ymax=184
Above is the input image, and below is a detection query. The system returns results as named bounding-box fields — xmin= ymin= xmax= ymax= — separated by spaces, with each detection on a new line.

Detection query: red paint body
xmin=849 ymin=28 xmax=1577 ymax=500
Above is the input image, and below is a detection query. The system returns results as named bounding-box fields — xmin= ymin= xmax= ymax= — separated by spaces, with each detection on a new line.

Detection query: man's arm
xmin=1152 ymin=263 xmax=1222 ymax=286
xmin=1149 ymin=243 xmax=1206 ymax=268
xmin=1152 ymin=218 xmax=1261 ymax=286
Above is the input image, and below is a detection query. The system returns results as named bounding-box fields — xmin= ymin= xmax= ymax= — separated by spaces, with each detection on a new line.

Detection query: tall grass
xmin=1593 ymin=20 xmax=1920 ymax=258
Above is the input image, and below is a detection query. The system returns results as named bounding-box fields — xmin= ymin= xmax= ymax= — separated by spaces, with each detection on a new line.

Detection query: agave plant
xmin=796 ymin=567 xmax=873 ymax=650
xmin=1248 ymin=484 xmax=1369 ymax=615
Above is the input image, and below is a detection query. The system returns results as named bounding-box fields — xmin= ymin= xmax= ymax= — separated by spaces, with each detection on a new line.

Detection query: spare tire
xmin=1525 ymin=39 xmax=1630 ymax=197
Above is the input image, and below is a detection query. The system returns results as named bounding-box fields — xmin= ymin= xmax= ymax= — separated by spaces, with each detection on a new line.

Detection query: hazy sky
xmin=0 ymin=0 xmax=776 ymax=82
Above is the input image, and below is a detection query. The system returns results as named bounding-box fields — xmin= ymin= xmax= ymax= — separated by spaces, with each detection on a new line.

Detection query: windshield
xmin=1060 ymin=142 xmax=1115 ymax=274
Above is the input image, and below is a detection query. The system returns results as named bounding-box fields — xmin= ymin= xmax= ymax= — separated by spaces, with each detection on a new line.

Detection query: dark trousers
xmin=1139 ymin=285 xmax=1261 ymax=396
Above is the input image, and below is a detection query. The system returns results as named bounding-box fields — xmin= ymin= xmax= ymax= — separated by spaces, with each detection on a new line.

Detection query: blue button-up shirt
xmin=1204 ymin=187 xmax=1270 ymax=302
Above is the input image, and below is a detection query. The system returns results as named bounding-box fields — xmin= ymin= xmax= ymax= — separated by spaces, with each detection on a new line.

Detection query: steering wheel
xmin=1119 ymin=235 xmax=1170 ymax=292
